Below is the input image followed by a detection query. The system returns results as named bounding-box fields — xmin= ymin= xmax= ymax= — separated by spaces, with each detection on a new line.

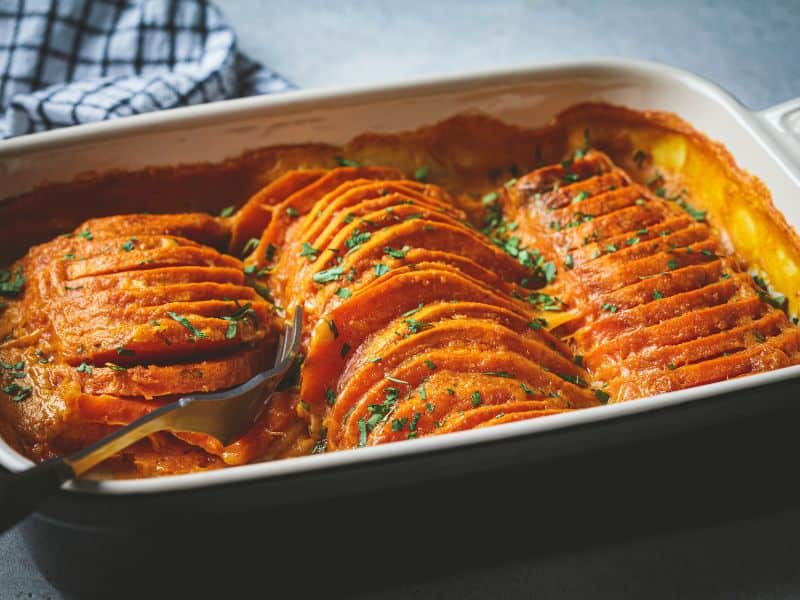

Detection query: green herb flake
xmin=325 ymin=388 xmax=336 ymax=406
xmin=483 ymin=371 xmax=513 ymax=378
xmin=409 ymin=412 xmax=422 ymax=432
xmin=219 ymin=205 xmax=236 ymax=218
xmin=121 ymin=238 xmax=137 ymax=252
xmin=667 ymin=362 xmax=677 ymax=370
xmin=336 ymin=156 xmax=361 ymax=168
xmin=327 ymin=319 xmax=339 ymax=339
xmin=572 ymin=190 xmax=589 ymax=204
xmin=286 ymin=207 xmax=300 ymax=218
xmin=471 ymin=391 xmax=482 ymax=407
xmin=593 ymin=389 xmax=610 ymax=404
xmin=241 ymin=237 xmax=260 ymax=257
xmin=424 ymin=359 xmax=437 ymax=370
xmin=653 ymin=290 xmax=664 ymax=300
xmin=384 ymin=245 xmax=410 ymax=259
xmin=601 ymin=303 xmax=619 ymax=313
xmin=79 ymin=228 xmax=93 ymax=240
xmin=482 ymin=192 xmax=499 ymax=205
xmin=528 ymin=317 xmax=548 ymax=331
xmin=391 ymin=417 xmax=408 ymax=432
xmin=167 ymin=311 xmax=207 ymax=339
xmin=300 ymin=242 xmax=319 ymax=261
xmin=335 ymin=287 xmax=352 ymax=299
xmin=313 ymin=265 xmax=344 ymax=284
xmin=564 ymin=254 xmax=574 ymax=270
xmin=76 ymin=362 xmax=93 ymax=374
xmin=414 ymin=165 xmax=429 ymax=182
xmin=2 ymin=383 xmax=31 ymax=402
xmin=340 ymin=343 xmax=351 ymax=359
xmin=0 ymin=267 xmax=25 ymax=297
xmin=667 ymin=259 xmax=679 ymax=271
xmin=373 ymin=263 xmax=389 ymax=277
xmin=633 ymin=149 xmax=647 ymax=168
xmin=357 ymin=418 xmax=368 ymax=447
xmin=626 ymin=237 xmax=640 ymax=246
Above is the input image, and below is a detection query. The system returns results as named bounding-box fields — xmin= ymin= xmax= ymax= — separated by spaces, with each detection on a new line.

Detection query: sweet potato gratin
xmin=0 ymin=103 xmax=798 ymax=477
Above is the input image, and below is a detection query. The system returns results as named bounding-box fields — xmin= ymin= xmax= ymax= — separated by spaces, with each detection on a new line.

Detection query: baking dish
xmin=2 ymin=58 xmax=800 ymax=593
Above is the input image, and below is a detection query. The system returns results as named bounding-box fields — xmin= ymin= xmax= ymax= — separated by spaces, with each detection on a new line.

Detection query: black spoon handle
xmin=0 ymin=458 xmax=74 ymax=534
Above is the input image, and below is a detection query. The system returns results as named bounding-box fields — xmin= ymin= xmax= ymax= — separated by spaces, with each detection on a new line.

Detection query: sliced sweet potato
xmin=229 ymin=169 xmax=325 ymax=255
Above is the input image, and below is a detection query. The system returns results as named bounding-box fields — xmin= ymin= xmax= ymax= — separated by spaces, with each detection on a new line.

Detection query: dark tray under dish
xmin=18 ymin=374 xmax=800 ymax=596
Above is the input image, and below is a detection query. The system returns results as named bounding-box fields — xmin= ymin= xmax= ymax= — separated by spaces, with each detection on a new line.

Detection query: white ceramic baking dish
xmin=1 ymin=57 xmax=799 ymax=499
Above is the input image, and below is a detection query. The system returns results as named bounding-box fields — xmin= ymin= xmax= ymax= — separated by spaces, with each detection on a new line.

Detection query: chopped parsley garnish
xmin=574 ymin=355 xmax=584 ymax=367
xmin=404 ymin=318 xmax=431 ymax=334
xmin=265 ymin=243 xmax=277 ymax=263
xmin=414 ymin=165 xmax=429 ymax=182
xmin=106 ymin=363 xmax=127 ymax=372
xmin=76 ymin=362 xmax=93 ymax=374
xmin=392 ymin=417 xmax=408 ymax=432
xmin=2 ymin=383 xmax=31 ymax=402
xmin=484 ymin=371 xmax=513 ymax=378
xmin=219 ymin=205 xmax=235 ymax=218
xmin=241 ymin=237 xmax=260 ymax=257
xmin=418 ymin=385 xmax=427 ymax=401
xmin=167 ymin=311 xmax=207 ymax=339
xmin=675 ymin=198 xmax=706 ymax=221
xmin=572 ymin=190 xmax=589 ymax=204
xmin=357 ymin=418 xmax=368 ymax=447
xmin=367 ymin=356 xmax=382 ymax=363
xmin=593 ymin=389 xmax=610 ymax=404
xmin=601 ymin=303 xmax=619 ymax=313
xmin=528 ymin=318 xmax=548 ymax=330
xmin=340 ymin=343 xmax=351 ymax=358
xmin=121 ymin=238 xmax=137 ymax=252
xmin=286 ymin=207 xmax=300 ymax=218
xmin=300 ymin=242 xmax=319 ymax=261
xmin=626 ymin=237 xmax=640 ymax=246
xmin=633 ymin=149 xmax=647 ymax=168
xmin=667 ymin=259 xmax=679 ymax=270
xmin=635 ymin=198 xmax=646 ymax=206
xmin=116 ymin=346 xmax=135 ymax=356
xmin=335 ymin=287 xmax=352 ymax=299
xmin=471 ymin=391 xmax=482 ymax=407
xmin=0 ymin=267 xmax=25 ymax=297
xmin=564 ymin=254 xmax=574 ymax=269
xmin=402 ymin=304 xmax=424 ymax=317
xmin=482 ymin=192 xmax=499 ymax=205
xmin=424 ymin=359 xmax=437 ymax=370
xmin=667 ymin=362 xmax=677 ymax=370
xmin=373 ymin=263 xmax=389 ymax=277
xmin=384 ymin=245 xmax=410 ymax=259
xmin=325 ymin=388 xmax=336 ymax=406
xmin=426 ymin=403 xmax=436 ymax=414
xmin=605 ymin=244 xmax=617 ymax=253
xmin=409 ymin=412 xmax=421 ymax=432
xmin=327 ymin=319 xmax=339 ymax=339
xmin=313 ymin=265 xmax=344 ymax=284
xmin=653 ymin=290 xmax=664 ymax=300
xmin=336 ymin=156 xmax=360 ymax=167
xmin=79 ymin=228 xmax=93 ymax=240
xmin=753 ymin=275 xmax=787 ymax=309
xmin=754 ymin=330 xmax=766 ymax=343
xmin=345 ymin=229 xmax=371 ymax=252
xmin=220 ymin=301 xmax=257 ymax=340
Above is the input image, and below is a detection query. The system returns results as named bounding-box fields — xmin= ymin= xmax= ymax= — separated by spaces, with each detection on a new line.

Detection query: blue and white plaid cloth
xmin=0 ymin=0 xmax=294 ymax=138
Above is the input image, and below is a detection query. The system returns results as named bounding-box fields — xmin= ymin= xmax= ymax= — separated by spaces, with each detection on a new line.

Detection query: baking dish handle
xmin=758 ymin=97 xmax=800 ymax=165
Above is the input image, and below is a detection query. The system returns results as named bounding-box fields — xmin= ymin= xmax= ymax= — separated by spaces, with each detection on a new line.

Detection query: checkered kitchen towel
xmin=0 ymin=0 xmax=294 ymax=138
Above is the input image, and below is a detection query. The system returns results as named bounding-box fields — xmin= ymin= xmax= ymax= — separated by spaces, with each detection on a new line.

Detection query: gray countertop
xmin=2 ymin=1 xmax=800 ymax=597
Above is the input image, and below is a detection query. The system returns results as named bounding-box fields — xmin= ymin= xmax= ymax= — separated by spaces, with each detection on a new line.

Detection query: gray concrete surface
xmin=2 ymin=0 xmax=800 ymax=597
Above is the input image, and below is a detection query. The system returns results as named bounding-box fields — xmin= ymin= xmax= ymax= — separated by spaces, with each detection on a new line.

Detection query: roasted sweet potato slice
xmin=229 ymin=169 xmax=326 ymax=255
xmin=301 ymin=268 xmax=539 ymax=405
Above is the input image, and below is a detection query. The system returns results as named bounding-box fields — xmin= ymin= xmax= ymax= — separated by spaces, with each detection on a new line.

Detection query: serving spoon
xmin=0 ymin=306 xmax=303 ymax=534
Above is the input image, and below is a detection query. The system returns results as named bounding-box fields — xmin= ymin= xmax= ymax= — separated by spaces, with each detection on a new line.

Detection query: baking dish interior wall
xmin=1 ymin=62 xmax=798 ymax=262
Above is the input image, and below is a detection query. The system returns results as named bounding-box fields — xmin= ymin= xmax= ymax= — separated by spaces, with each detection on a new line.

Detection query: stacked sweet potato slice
xmin=236 ymin=167 xmax=601 ymax=451
xmin=505 ymin=149 xmax=800 ymax=401
xmin=0 ymin=213 xmax=307 ymax=474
